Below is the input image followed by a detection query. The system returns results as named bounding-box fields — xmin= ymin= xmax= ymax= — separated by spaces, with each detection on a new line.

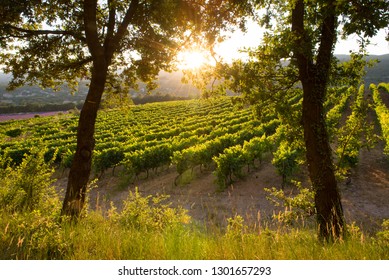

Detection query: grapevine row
xmin=334 ymin=85 xmax=369 ymax=175
xmin=372 ymin=83 xmax=389 ymax=155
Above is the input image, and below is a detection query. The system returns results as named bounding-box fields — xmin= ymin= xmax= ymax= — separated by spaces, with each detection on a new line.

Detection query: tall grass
xmin=0 ymin=149 xmax=388 ymax=260
xmin=2 ymin=210 xmax=388 ymax=260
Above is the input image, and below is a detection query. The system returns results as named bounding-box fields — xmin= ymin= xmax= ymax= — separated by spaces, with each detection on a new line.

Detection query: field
xmin=1 ymin=85 xmax=389 ymax=259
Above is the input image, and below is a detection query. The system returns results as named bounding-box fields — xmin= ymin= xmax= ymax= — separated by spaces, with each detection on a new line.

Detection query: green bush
xmin=213 ymin=145 xmax=246 ymax=189
xmin=109 ymin=187 xmax=190 ymax=231
xmin=0 ymin=147 xmax=64 ymax=259
xmin=0 ymin=147 xmax=60 ymax=213
xmin=4 ymin=147 xmax=30 ymax=166
xmin=376 ymin=219 xmax=389 ymax=244
xmin=272 ymin=140 xmax=302 ymax=188
xmin=93 ymin=147 xmax=125 ymax=174
xmin=265 ymin=181 xmax=315 ymax=226
xmin=5 ymin=128 xmax=23 ymax=138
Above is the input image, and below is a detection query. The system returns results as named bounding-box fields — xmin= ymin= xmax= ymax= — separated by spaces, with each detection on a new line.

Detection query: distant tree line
xmin=132 ymin=94 xmax=194 ymax=105
xmin=0 ymin=102 xmax=83 ymax=114
xmin=0 ymin=93 xmax=198 ymax=114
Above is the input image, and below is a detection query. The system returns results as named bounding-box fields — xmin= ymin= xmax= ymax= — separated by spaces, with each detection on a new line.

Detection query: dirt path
xmin=341 ymin=141 xmax=389 ymax=231
xmin=79 ymin=162 xmax=283 ymax=229
xmin=56 ymin=143 xmax=388 ymax=233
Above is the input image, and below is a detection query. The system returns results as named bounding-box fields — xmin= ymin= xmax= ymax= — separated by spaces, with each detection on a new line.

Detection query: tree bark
xmin=301 ymin=79 xmax=345 ymax=241
xmin=292 ymin=0 xmax=345 ymax=241
xmin=61 ymin=0 xmax=139 ymax=217
xmin=61 ymin=59 xmax=108 ymax=216
xmin=61 ymin=0 xmax=109 ymax=216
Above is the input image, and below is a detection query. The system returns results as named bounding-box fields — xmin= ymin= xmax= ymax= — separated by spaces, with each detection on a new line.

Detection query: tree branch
xmin=84 ymin=0 xmax=104 ymax=59
xmin=109 ymin=0 xmax=140 ymax=57
xmin=61 ymin=57 xmax=93 ymax=71
xmin=316 ymin=1 xmax=337 ymax=84
xmin=2 ymin=24 xmax=86 ymax=43
xmin=291 ymin=0 xmax=312 ymax=80
xmin=103 ymin=0 xmax=116 ymax=57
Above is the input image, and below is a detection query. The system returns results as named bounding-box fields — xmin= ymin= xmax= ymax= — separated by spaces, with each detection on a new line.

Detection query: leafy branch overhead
xmin=0 ymin=0 xmax=251 ymax=93
xmin=190 ymin=0 xmax=388 ymax=241
xmin=0 ymin=0 xmax=254 ymax=217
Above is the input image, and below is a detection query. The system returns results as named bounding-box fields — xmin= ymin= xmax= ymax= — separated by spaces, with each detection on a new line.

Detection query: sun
xmin=177 ymin=50 xmax=210 ymax=69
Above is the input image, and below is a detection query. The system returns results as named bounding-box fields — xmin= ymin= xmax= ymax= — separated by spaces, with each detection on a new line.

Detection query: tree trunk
xmin=292 ymin=0 xmax=345 ymax=241
xmin=301 ymin=80 xmax=345 ymax=241
xmin=61 ymin=0 xmax=138 ymax=217
xmin=61 ymin=59 xmax=108 ymax=217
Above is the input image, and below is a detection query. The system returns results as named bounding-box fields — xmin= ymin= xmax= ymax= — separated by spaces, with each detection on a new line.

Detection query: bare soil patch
xmin=54 ymin=88 xmax=389 ymax=232
xmin=55 ymin=144 xmax=389 ymax=233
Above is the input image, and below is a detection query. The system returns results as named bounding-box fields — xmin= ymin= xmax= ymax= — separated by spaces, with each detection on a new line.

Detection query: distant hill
xmin=335 ymin=54 xmax=389 ymax=84
xmin=1 ymin=54 xmax=388 ymax=113
xmin=364 ymin=54 xmax=389 ymax=84
xmin=0 ymin=71 xmax=200 ymax=113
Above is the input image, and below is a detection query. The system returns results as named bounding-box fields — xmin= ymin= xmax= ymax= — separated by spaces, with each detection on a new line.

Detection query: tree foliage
xmin=0 ymin=0 xmax=253 ymax=217
xmin=0 ymin=0 xmax=252 ymax=92
xmin=196 ymin=0 xmax=388 ymax=241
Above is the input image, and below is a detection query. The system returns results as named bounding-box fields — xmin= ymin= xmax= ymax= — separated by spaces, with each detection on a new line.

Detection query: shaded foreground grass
xmin=0 ymin=148 xmax=388 ymax=260
xmin=1 ymin=205 xmax=388 ymax=260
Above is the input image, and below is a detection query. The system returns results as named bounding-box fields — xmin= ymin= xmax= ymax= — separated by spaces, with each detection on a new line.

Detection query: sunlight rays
xmin=176 ymin=50 xmax=213 ymax=70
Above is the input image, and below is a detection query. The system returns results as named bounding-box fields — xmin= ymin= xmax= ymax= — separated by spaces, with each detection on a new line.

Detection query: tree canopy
xmin=194 ymin=0 xmax=388 ymax=241
xmin=0 ymin=0 xmax=253 ymax=217
xmin=0 ymin=0 xmax=249 ymax=92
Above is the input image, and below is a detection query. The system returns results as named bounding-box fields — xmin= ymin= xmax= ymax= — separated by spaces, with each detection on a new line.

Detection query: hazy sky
xmin=334 ymin=29 xmax=389 ymax=55
xmin=215 ymin=21 xmax=389 ymax=61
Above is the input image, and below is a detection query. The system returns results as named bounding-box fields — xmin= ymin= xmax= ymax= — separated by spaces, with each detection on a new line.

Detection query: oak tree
xmin=223 ymin=0 xmax=388 ymax=241
xmin=0 ymin=0 xmax=250 ymax=217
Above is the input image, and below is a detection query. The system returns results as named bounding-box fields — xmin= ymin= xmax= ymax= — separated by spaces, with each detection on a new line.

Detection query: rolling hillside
xmin=1 ymin=54 xmax=388 ymax=114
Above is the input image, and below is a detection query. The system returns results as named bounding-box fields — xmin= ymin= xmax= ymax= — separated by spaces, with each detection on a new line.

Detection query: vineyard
xmin=0 ymin=97 xmax=281 ymax=187
xmin=1 ymin=0 xmax=389 ymax=262
xmin=1 ymin=83 xmax=389 ymax=226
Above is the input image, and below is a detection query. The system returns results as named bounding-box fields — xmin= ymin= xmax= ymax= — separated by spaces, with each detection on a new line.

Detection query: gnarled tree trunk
xmin=292 ymin=0 xmax=345 ymax=241
xmin=301 ymin=79 xmax=345 ymax=240
xmin=61 ymin=0 xmax=111 ymax=217
xmin=61 ymin=0 xmax=139 ymax=217
xmin=61 ymin=59 xmax=108 ymax=216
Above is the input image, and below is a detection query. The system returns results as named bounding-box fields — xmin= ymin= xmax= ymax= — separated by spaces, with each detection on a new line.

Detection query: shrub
xmin=376 ymin=219 xmax=389 ymax=244
xmin=225 ymin=215 xmax=247 ymax=239
xmin=5 ymin=128 xmax=23 ymax=138
xmin=0 ymin=147 xmax=60 ymax=213
xmin=213 ymin=145 xmax=246 ymax=189
xmin=265 ymin=181 xmax=315 ymax=226
xmin=0 ymin=147 xmax=64 ymax=259
xmin=272 ymin=140 xmax=302 ymax=188
xmin=110 ymin=187 xmax=190 ymax=231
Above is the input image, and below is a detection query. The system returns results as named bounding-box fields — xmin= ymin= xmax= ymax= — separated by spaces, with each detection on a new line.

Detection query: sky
xmin=213 ymin=21 xmax=389 ymax=62
xmin=334 ymin=28 xmax=389 ymax=55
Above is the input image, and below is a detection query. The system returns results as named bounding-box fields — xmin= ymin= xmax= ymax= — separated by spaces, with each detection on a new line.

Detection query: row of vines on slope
xmin=2 ymin=83 xmax=388 ymax=189
xmin=372 ymin=83 xmax=389 ymax=155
